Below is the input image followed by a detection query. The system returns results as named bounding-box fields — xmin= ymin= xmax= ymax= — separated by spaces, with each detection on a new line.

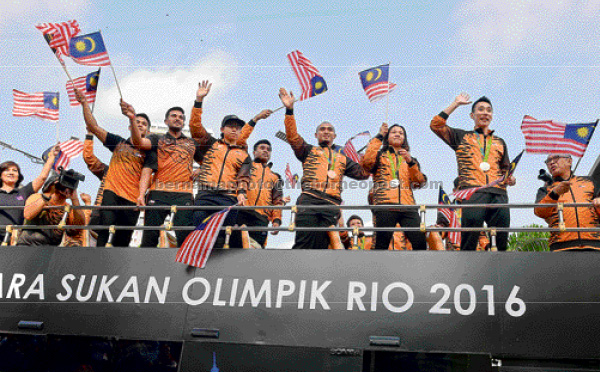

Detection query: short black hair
xmin=0 ymin=161 xmax=24 ymax=188
xmin=253 ymin=139 xmax=272 ymax=151
xmin=453 ymin=177 xmax=460 ymax=190
xmin=471 ymin=96 xmax=492 ymax=112
xmin=135 ymin=113 xmax=151 ymax=127
xmin=347 ymin=215 xmax=363 ymax=226
xmin=164 ymin=107 xmax=185 ymax=120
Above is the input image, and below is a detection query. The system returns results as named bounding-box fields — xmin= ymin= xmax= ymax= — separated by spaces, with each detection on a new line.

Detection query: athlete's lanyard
xmin=387 ymin=151 xmax=403 ymax=179
xmin=326 ymin=148 xmax=341 ymax=171
xmin=476 ymin=135 xmax=493 ymax=163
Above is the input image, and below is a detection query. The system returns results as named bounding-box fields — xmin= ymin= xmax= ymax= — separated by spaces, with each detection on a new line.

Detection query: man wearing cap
xmin=278 ymin=88 xmax=370 ymax=250
xmin=534 ymin=154 xmax=600 ymax=251
xmin=430 ymin=93 xmax=516 ymax=251
xmin=125 ymin=82 xmax=212 ymax=247
xmin=187 ymin=82 xmax=252 ymax=243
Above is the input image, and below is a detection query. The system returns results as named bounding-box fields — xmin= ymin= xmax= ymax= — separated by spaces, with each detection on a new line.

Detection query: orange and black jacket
xmin=285 ymin=110 xmax=369 ymax=205
xmin=246 ymin=161 xmax=284 ymax=224
xmin=361 ymin=134 xmax=426 ymax=205
xmin=83 ymin=136 xmax=108 ymax=208
xmin=535 ymin=175 xmax=600 ymax=251
xmin=430 ymin=112 xmax=510 ymax=194
xmin=97 ymin=133 xmax=147 ymax=203
xmin=189 ymin=102 xmax=251 ymax=197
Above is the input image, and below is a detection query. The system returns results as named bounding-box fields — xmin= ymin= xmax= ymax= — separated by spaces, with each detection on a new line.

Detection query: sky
xmin=1 ymin=0 xmax=600 ymax=248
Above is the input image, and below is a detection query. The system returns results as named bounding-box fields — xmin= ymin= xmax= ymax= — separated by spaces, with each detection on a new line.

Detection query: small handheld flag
xmin=343 ymin=131 xmax=370 ymax=163
xmin=521 ymin=116 xmax=597 ymax=158
xmin=54 ymin=138 xmax=84 ymax=171
xmin=359 ymin=64 xmax=397 ymax=102
xmin=66 ymin=69 xmax=101 ymax=107
xmin=35 ymin=20 xmax=81 ymax=62
xmin=13 ymin=90 xmax=59 ymax=122
xmin=285 ymin=163 xmax=298 ymax=188
xmin=287 ymin=50 xmax=327 ymax=101
xmin=69 ymin=31 xmax=111 ymax=66
xmin=175 ymin=207 xmax=233 ymax=268
xmin=438 ymin=188 xmax=460 ymax=245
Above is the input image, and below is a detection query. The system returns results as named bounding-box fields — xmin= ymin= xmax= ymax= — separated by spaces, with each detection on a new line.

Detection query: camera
xmin=537 ymin=169 xmax=553 ymax=186
xmin=57 ymin=167 xmax=85 ymax=190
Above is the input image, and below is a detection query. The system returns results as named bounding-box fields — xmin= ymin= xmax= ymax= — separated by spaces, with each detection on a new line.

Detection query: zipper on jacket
xmin=567 ymin=180 xmax=582 ymax=244
xmin=254 ymin=165 xmax=266 ymax=205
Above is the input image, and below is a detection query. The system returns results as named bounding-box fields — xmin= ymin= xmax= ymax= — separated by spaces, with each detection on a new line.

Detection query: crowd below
xmin=1 ymin=84 xmax=599 ymax=251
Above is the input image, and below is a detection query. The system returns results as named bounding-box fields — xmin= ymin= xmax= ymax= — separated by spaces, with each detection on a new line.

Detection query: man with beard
xmin=124 ymin=81 xmax=211 ymax=247
xmin=278 ymin=88 xmax=370 ymax=249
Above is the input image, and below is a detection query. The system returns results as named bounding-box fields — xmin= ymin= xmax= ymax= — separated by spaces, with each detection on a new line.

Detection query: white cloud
xmin=94 ymin=49 xmax=244 ymax=136
xmin=451 ymin=0 xmax=576 ymax=66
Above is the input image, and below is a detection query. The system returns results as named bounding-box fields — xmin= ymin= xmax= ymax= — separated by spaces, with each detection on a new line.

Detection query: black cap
xmin=221 ymin=115 xmax=245 ymax=128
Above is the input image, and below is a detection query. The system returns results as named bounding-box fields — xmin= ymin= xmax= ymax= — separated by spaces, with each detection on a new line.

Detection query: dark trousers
xmin=373 ymin=209 xmax=427 ymax=250
xmin=460 ymin=192 xmax=510 ymax=251
xmin=293 ymin=193 xmax=340 ymax=250
xmin=96 ymin=190 xmax=139 ymax=247
xmin=141 ymin=191 xmax=193 ymax=248
xmin=230 ymin=210 xmax=269 ymax=248
xmin=191 ymin=192 xmax=239 ymax=248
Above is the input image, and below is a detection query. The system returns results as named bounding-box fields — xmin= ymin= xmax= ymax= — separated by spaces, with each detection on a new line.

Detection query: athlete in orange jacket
xmin=431 ymin=93 xmax=516 ymax=251
xmin=535 ymin=154 xmax=600 ymax=251
xmin=362 ymin=123 xmax=427 ymax=250
xmin=278 ymin=88 xmax=370 ymax=249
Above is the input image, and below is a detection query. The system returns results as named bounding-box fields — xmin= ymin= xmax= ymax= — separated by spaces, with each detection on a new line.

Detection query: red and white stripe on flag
xmin=66 ymin=75 xmax=97 ymax=107
xmin=35 ymin=20 xmax=80 ymax=57
xmin=55 ymin=139 xmax=84 ymax=170
xmin=365 ymin=82 xmax=397 ymax=102
xmin=344 ymin=140 xmax=361 ymax=163
xmin=287 ymin=50 xmax=321 ymax=101
xmin=521 ymin=115 xmax=587 ymax=157
xmin=175 ymin=207 xmax=232 ymax=268
xmin=439 ymin=208 xmax=461 ymax=245
xmin=285 ymin=163 xmax=296 ymax=187
xmin=12 ymin=90 xmax=59 ymax=122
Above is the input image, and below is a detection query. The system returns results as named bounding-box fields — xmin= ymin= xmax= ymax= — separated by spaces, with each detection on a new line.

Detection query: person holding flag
xmin=361 ymin=122 xmax=428 ymax=250
xmin=278 ymin=88 xmax=370 ymax=250
xmin=75 ymin=88 xmax=150 ymax=247
xmin=430 ymin=93 xmax=516 ymax=251
xmin=534 ymin=154 xmax=600 ymax=251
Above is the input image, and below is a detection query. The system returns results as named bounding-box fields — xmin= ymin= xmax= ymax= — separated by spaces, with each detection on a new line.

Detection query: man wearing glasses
xmin=534 ymin=154 xmax=600 ymax=251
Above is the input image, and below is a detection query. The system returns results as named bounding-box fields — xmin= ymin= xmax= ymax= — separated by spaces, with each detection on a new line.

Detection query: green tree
xmin=507 ymin=224 xmax=550 ymax=251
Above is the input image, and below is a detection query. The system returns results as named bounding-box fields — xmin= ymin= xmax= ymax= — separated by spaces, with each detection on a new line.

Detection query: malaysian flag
xmin=343 ymin=131 xmax=370 ymax=163
xmin=438 ymin=188 xmax=460 ymax=245
xmin=35 ymin=20 xmax=81 ymax=61
xmin=287 ymin=50 xmax=327 ymax=101
xmin=358 ymin=64 xmax=397 ymax=102
xmin=285 ymin=163 xmax=297 ymax=188
xmin=521 ymin=115 xmax=597 ymax=158
xmin=66 ymin=70 xmax=101 ymax=106
xmin=69 ymin=32 xmax=111 ymax=66
xmin=452 ymin=178 xmax=504 ymax=201
xmin=175 ymin=207 xmax=233 ymax=268
xmin=12 ymin=90 xmax=59 ymax=122
xmin=54 ymin=138 xmax=84 ymax=171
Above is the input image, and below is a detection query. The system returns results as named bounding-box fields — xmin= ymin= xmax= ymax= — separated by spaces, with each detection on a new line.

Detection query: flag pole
xmin=272 ymin=98 xmax=299 ymax=114
xmin=98 ymin=30 xmax=123 ymax=99
xmin=572 ymin=119 xmax=598 ymax=173
xmin=385 ymin=61 xmax=390 ymax=124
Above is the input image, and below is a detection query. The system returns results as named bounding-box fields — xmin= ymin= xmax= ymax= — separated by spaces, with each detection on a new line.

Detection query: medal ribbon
xmin=387 ymin=151 xmax=403 ymax=179
xmin=326 ymin=148 xmax=341 ymax=171
xmin=476 ymin=135 xmax=493 ymax=163
xmin=358 ymin=236 xmax=365 ymax=250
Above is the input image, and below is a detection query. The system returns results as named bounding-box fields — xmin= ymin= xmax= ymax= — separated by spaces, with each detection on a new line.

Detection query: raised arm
xmin=82 ymin=135 xmax=108 ymax=180
xmin=279 ymin=88 xmax=311 ymax=160
xmin=361 ymin=123 xmax=386 ymax=173
xmin=75 ymin=88 xmax=108 ymax=143
xmin=238 ymin=109 xmax=272 ymax=147
xmin=430 ymin=93 xmax=471 ymax=147
xmin=121 ymin=99 xmax=152 ymax=151
xmin=189 ymin=80 xmax=214 ymax=145
xmin=31 ymin=145 xmax=58 ymax=192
